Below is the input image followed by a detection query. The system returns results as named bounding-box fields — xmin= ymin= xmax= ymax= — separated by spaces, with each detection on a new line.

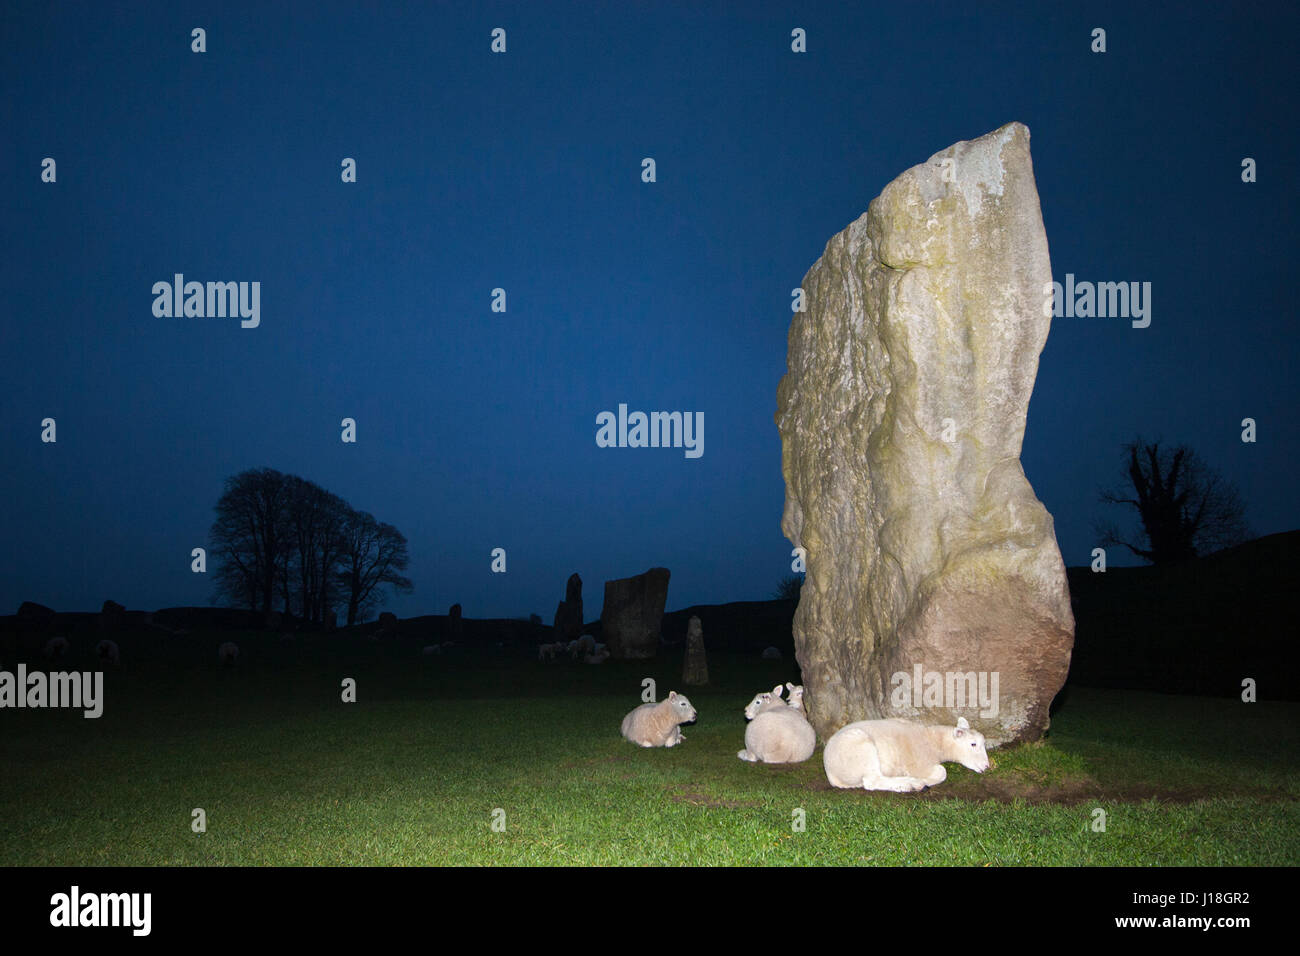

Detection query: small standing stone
xmin=100 ymin=600 xmax=126 ymax=632
xmin=552 ymin=573 xmax=584 ymax=641
xmin=682 ymin=616 xmax=708 ymax=686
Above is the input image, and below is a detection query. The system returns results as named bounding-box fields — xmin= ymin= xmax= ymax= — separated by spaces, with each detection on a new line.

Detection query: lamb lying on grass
xmin=738 ymin=683 xmax=815 ymax=764
xmin=620 ymin=691 xmax=697 ymax=747
xmin=823 ymin=716 xmax=989 ymax=791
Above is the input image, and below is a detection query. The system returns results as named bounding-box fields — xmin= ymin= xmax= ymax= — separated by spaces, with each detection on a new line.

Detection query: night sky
xmin=2 ymin=1 xmax=1296 ymax=621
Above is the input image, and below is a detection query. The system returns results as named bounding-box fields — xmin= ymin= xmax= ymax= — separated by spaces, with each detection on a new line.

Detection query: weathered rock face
xmin=775 ymin=122 xmax=1074 ymax=747
xmin=600 ymin=568 xmax=670 ymax=660
xmin=552 ymin=573 xmax=584 ymax=641
xmin=682 ymin=615 xmax=708 ymax=685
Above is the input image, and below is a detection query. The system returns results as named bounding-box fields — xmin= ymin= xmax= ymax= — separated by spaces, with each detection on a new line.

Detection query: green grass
xmin=2 ymin=629 xmax=1297 ymax=865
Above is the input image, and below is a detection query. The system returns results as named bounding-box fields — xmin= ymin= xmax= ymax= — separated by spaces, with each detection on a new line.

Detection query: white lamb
xmin=570 ymin=634 xmax=596 ymax=660
xmin=43 ymin=636 xmax=69 ymax=659
xmin=217 ymin=641 xmax=240 ymax=665
xmin=738 ymin=683 xmax=815 ymax=764
xmin=537 ymin=642 xmax=559 ymax=661
xmin=784 ymin=683 xmax=805 ymax=712
xmin=823 ymin=717 xmax=990 ymax=792
xmin=620 ymin=691 xmax=697 ymax=748
xmin=95 ymin=639 xmax=120 ymax=666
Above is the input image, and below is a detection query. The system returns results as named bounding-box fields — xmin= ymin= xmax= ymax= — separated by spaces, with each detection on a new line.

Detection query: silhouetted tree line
xmin=209 ymin=468 xmax=412 ymax=626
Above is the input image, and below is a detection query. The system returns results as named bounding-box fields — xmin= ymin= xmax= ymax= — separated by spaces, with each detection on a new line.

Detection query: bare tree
xmin=212 ymin=469 xmax=413 ymax=626
xmin=209 ymin=468 xmax=293 ymax=616
xmin=773 ymin=574 xmax=804 ymax=602
xmin=1096 ymin=438 xmax=1251 ymax=564
xmin=281 ymin=476 xmax=349 ymax=624
xmin=337 ymin=510 xmax=414 ymax=626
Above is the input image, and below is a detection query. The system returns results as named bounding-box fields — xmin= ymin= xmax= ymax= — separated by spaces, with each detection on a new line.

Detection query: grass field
xmin=3 ymin=628 xmax=1297 ymax=866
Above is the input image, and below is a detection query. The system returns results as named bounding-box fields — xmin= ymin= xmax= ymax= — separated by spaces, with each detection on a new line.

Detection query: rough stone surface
xmin=552 ymin=573 xmax=584 ymax=641
xmin=600 ymin=568 xmax=670 ymax=660
xmin=682 ymin=615 xmax=709 ymax=685
xmin=775 ymin=122 xmax=1074 ymax=747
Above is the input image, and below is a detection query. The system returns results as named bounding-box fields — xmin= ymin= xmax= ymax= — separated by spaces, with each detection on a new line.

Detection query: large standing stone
xmin=775 ymin=122 xmax=1074 ymax=747
xmin=600 ymin=568 xmax=670 ymax=660
xmin=552 ymin=573 xmax=584 ymax=641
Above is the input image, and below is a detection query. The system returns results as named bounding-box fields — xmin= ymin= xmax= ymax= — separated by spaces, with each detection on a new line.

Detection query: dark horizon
xmin=3 ymin=2 xmax=1297 ymax=622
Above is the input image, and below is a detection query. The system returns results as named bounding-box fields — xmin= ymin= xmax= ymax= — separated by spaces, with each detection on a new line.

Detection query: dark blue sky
xmin=3 ymin=1 xmax=1296 ymax=620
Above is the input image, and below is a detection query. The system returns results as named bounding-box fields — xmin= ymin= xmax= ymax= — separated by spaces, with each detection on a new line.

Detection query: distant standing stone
xmin=100 ymin=600 xmax=125 ymax=632
xmin=552 ymin=573 xmax=584 ymax=642
xmin=600 ymin=567 xmax=670 ymax=660
xmin=17 ymin=601 xmax=57 ymax=635
xmin=682 ymin=615 xmax=708 ymax=686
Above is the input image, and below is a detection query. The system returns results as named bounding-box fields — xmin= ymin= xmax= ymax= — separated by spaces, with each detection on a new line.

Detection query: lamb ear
xmin=772 ymin=684 xmax=785 ymax=698
xmin=668 ymin=691 xmax=677 ymax=700
xmin=957 ymin=717 xmax=970 ymax=729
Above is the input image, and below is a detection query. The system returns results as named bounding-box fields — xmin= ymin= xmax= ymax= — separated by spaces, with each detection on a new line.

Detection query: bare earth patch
xmin=804 ymin=771 xmax=1295 ymax=806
